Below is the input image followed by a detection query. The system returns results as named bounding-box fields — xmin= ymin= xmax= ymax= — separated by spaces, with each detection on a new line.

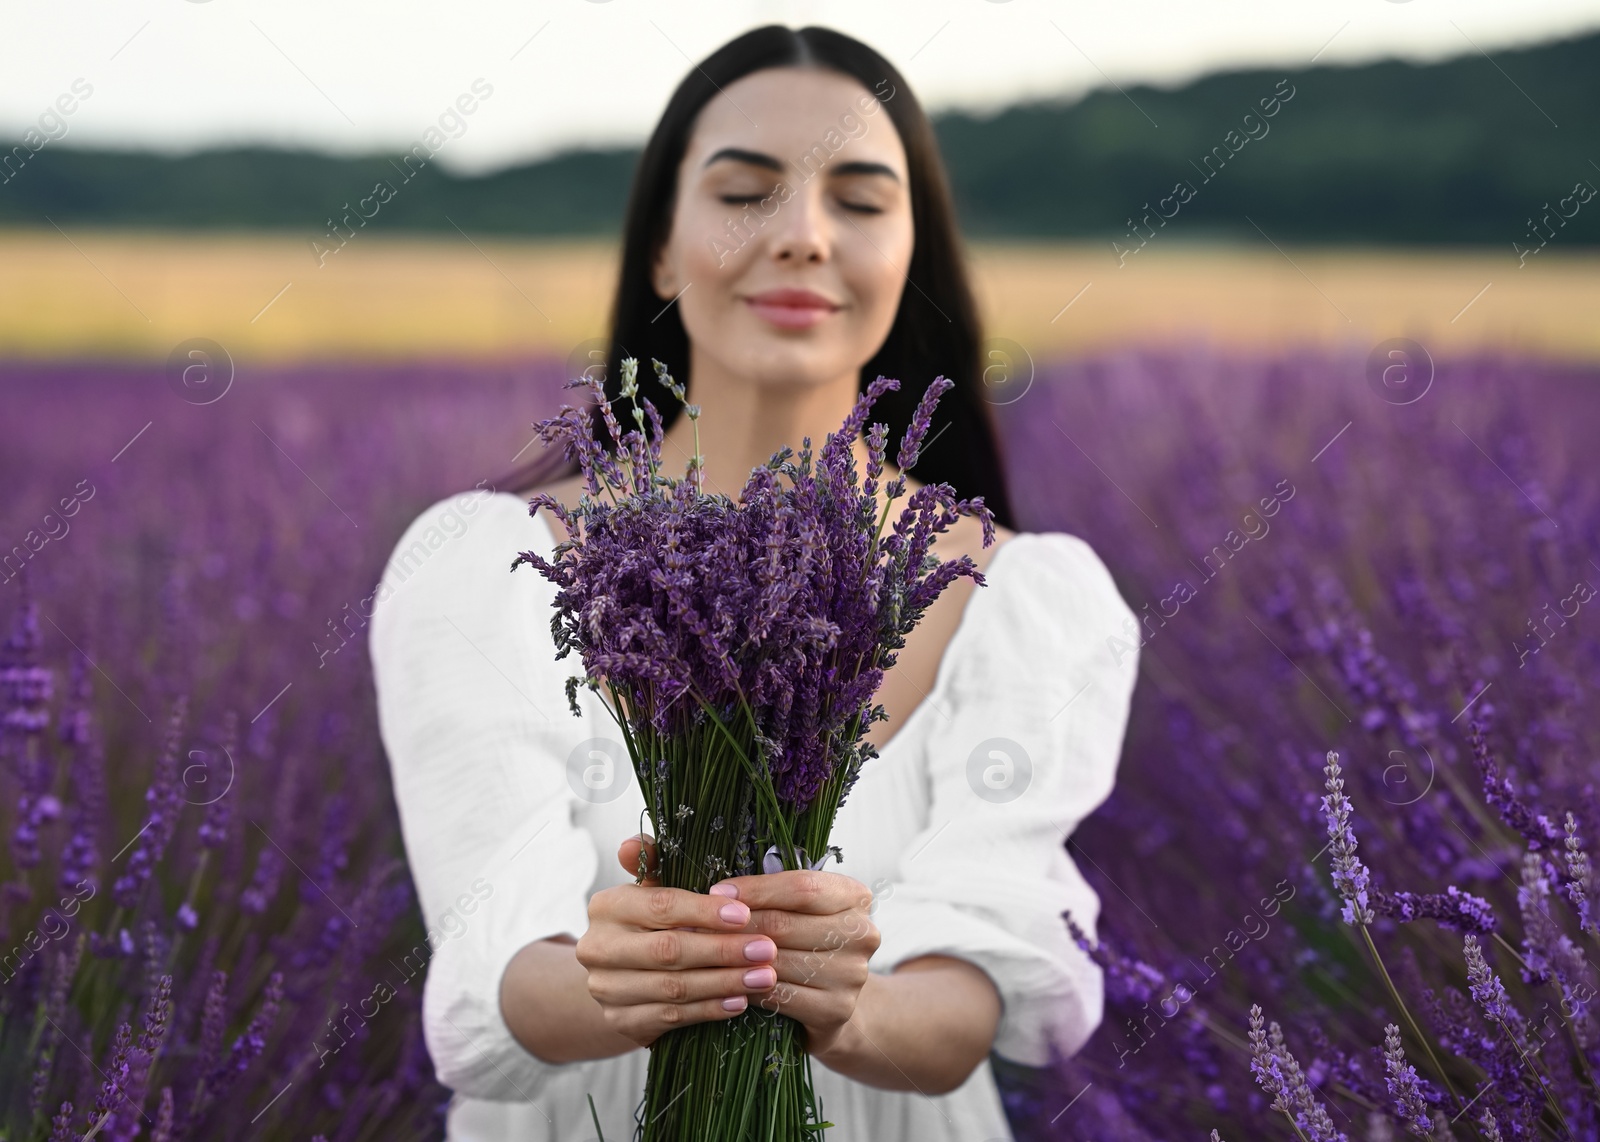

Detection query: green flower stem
xmin=1281 ymin=1115 xmax=1314 ymax=1142
xmin=602 ymin=683 xmax=831 ymax=1138
xmin=1489 ymin=1004 xmax=1572 ymax=1138
xmin=1358 ymin=924 xmax=1460 ymax=1105
xmin=1485 ymin=930 xmax=1598 ymax=1099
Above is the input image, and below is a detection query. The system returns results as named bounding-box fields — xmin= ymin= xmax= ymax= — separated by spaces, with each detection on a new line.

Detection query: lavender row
xmin=0 ymin=359 xmax=573 ymax=1141
xmin=4 ymin=347 xmax=1596 ymax=1139
xmin=989 ymin=348 xmax=1600 ymax=1140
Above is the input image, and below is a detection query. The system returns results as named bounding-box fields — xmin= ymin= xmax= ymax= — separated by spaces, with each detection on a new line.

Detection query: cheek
xmin=841 ymin=218 xmax=913 ymax=327
xmin=671 ymin=219 xmax=751 ymax=341
xmin=675 ymin=196 xmax=757 ymax=291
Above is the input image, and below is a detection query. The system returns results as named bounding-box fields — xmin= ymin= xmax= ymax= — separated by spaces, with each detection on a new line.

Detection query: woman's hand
xmin=710 ymin=858 xmax=882 ymax=1059
xmin=575 ymin=834 xmax=786 ymax=1048
xmin=574 ymin=834 xmax=881 ymax=1056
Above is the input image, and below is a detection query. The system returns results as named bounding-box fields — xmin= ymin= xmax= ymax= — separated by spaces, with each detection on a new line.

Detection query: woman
xmin=369 ymin=24 xmax=1140 ymax=1142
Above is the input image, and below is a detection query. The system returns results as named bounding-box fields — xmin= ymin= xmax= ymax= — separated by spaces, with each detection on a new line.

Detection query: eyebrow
xmin=702 ymin=146 xmax=900 ymax=182
xmin=703 ymin=147 xmax=783 ymax=172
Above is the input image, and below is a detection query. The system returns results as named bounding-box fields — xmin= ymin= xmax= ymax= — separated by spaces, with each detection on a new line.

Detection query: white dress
xmin=368 ymin=487 xmax=1140 ymax=1142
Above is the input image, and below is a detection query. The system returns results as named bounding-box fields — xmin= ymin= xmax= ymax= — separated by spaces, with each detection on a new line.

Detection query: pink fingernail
xmin=743 ymin=938 xmax=775 ymax=962
xmin=722 ymin=995 xmax=748 ymax=1012
xmin=709 ymin=883 xmax=739 ymax=899
xmin=743 ymin=966 xmax=776 ymax=988
xmin=719 ymin=901 xmax=750 ymax=924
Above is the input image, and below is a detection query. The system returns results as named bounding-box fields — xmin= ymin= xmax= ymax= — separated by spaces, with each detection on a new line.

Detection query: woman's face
xmin=651 ymin=66 xmax=913 ymax=392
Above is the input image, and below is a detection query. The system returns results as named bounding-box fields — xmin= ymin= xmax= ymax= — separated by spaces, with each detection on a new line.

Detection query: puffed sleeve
xmin=368 ymin=488 xmax=599 ymax=1101
xmin=865 ymin=532 xmax=1140 ymax=1067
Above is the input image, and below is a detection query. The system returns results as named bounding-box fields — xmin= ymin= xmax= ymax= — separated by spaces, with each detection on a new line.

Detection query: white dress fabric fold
xmin=369 ymin=489 xmax=1140 ymax=1142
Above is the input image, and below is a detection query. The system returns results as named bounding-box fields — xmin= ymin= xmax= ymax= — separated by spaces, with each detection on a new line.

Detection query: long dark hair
xmin=498 ymin=23 xmax=1014 ymax=530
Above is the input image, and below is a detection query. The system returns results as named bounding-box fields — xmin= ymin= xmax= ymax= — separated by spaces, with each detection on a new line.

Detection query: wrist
xmin=808 ymin=970 xmax=880 ymax=1077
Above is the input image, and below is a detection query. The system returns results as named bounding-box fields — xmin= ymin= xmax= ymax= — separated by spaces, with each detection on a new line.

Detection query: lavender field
xmin=1 ymin=348 xmax=1596 ymax=1140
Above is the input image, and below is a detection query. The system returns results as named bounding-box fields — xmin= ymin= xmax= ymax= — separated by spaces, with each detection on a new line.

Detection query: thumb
xmin=618 ymin=833 xmax=660 ymax=886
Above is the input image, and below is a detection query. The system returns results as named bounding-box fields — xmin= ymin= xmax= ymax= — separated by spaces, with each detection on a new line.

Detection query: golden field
xmin=2 ymin=227 xmax=1597 ymax=363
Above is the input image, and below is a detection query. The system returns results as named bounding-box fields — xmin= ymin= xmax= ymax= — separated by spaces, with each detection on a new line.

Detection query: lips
xmin=744 ymin=288 xmax=840 ymax=330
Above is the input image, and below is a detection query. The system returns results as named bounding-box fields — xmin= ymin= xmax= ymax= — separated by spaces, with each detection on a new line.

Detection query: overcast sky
xmin=5 ymin=0 xmax=1599 ymax=174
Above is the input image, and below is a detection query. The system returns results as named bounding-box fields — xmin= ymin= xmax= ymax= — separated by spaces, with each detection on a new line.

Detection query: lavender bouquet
xmin=510 ymin=357 xmax=995 ymax=1141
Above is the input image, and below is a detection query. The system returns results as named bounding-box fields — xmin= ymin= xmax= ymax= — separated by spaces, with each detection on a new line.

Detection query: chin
xmin=721 ymin=340 xmax=857 ymax=390
xmin=752 ymin=355 xmax=853 ymax=391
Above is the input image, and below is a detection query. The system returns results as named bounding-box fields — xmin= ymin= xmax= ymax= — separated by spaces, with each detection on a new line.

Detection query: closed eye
xmin=718 ymin=194 xmax=883 ymax=214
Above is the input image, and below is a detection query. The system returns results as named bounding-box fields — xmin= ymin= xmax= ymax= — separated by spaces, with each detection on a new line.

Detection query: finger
xmin=606 ymin=926 xmax=777 ymax=972
xmin=617 ymin=834 xmax=659 ymax=884
xmin=588 ymin=961 xmax=781 ymax=1009
xmin=709 ymin=869 xmax=872 ymax=916
xmin=613 ymin=883 xmax=758 ymax=934
xmin=765 ymin=945 xmax=872 ymax=993
xmin=748 ymin=977 xmax=852 ymax=1028
xmin=615 ymin=993 xmax=759 ymax=1042
xmin=744 ymin=905 xmax=876 ymax=952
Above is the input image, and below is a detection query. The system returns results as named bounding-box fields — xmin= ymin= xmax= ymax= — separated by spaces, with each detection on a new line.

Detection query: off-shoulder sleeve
xmin=368 ymin=489 xmax=598 ymax=1101
xmin=865 ymin=532 xmax=1140 ymax=1067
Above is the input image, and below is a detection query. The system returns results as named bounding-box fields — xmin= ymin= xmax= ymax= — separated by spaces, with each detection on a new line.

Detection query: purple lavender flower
xmin=0 ymin=584 xmax=53 ymax=737
xmin=1561 ymin=812 xmax=1595 ymax=935
xmin=893 ymin=373 xmax=953 ymax=473
xmin=1464 ymin=934 xmax=1524 ymax=1031
xmin=1371 ymin=885 xmax=1496 ymax=935
xmin=1272 ymin=1020 xmax=1349 ymax=1142
xmin=240 ymin=844 xmax=283 ymax=914
xmin=47 ymin=1101 xmax=74 ymax=1142
xmin=1064 ymin=912 xmax=1167 ymax=1006
xmin=1320 ymin=751 xmax=1374 ymax=924
xmin=107 ymin=973 xmax=172 ymax=1142
xmin=112 ymin=696 xmax=189 ymax=910
xmin=1515 ymin=853 xmax=1595 ymax=1048
xmin=186 ymin=969 xmax=230 ymax=1121
xmin=1458 ymin=932 xmax=1551 ymax=1132
xmin=513 ymin=358 xmax=991 ymax=814
xmin=196 ymin=709 xmax=237 ymax=849
xmin=196 ymin=971 xmax=284 ymax=1118
xmin=306 ymin=792 xmax=352 ymax=902
xmin=88 ymin=1022 xmax=135 ymax=1137
xmin=3 ymin=584 xmax=57 ymax=871
xmin=1381 ymin=1024 xmax=1431 ymax=1136
xmin=57 ymin=648 xmax=103 ymax=895
xmin=1248 ymin=1005 xmax=1290 ymax=1113
xmin=1248 ymin=1005 xmax=1349 ymax=1142
xmin=1466 ymin=718 xmax=1563 ymax=850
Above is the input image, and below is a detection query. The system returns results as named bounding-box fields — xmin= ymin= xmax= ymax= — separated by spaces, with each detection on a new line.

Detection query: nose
xmin=767 ymin=185 xmax=829 ymax=266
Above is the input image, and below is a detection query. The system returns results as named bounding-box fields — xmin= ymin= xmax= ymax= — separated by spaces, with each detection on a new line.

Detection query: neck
xmin=653 ymin=350 xmax=909 ymax=512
